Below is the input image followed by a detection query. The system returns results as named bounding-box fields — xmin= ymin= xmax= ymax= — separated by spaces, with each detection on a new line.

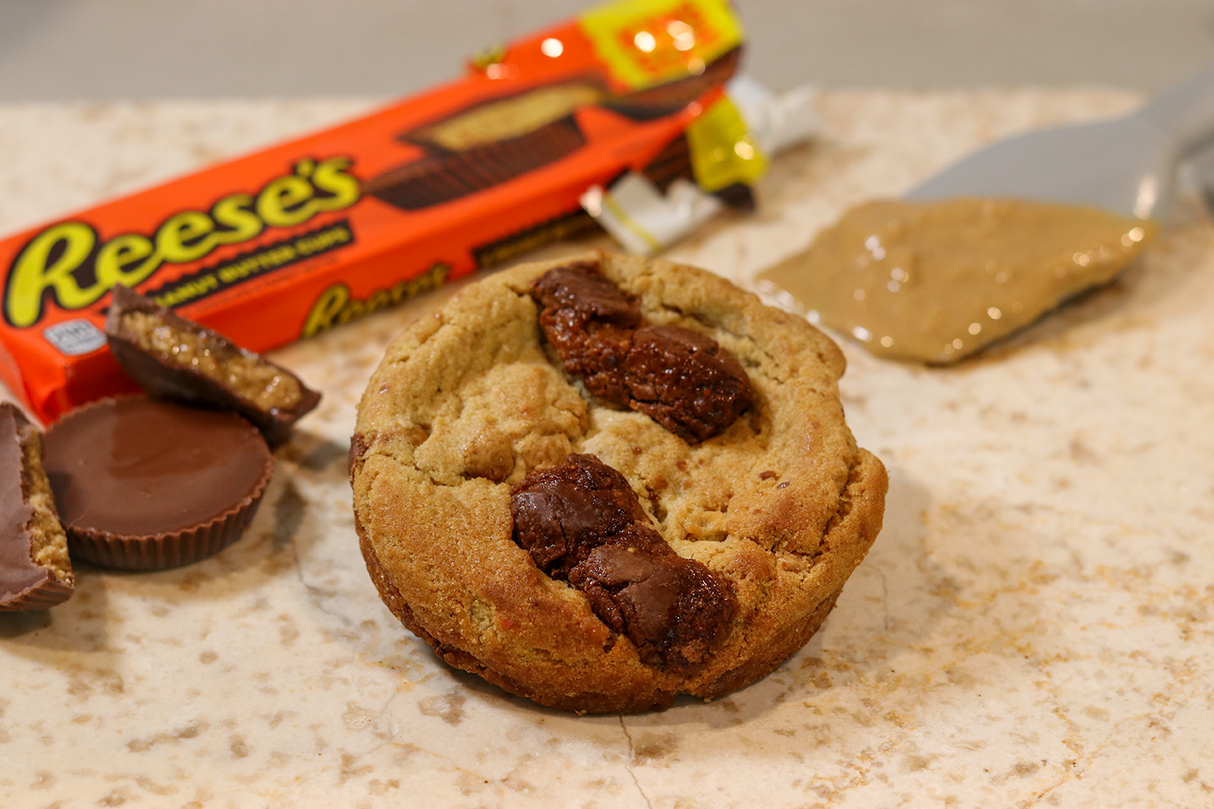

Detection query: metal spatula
xmin=905 ymin=62 xmax=1214 ymax=220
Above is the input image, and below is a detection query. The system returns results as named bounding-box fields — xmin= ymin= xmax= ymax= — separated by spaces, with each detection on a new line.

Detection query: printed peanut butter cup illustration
xmin=366 ymin=79 xmax=603 ymax=211
xmin=364 ymin=116 xmax=587 ymax=211
xmin=351 ymin=250 xmax=887 ymax=713
xmin=364 ymin=44 xmax=741 ymax=214
xmin=42 ymin=397 xmax=274 ymax=571
xmin=401 ymin=79 xmax=607 ymax=153
xmin=105 ymin=285 xmax=321 ymax=447
xmin=0 ymin=403 xmax=74 ymax=611
xmin=600 ymin=46 xmax=743 ymax=121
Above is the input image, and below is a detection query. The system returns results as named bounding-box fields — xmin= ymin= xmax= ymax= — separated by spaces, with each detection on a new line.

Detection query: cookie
xmin=351 ymin=250 xmax=887 ymax=713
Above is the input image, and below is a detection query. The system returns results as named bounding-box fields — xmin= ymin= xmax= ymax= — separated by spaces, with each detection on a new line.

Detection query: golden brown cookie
xmin=350 ymin=250 xmax=887 ymax=713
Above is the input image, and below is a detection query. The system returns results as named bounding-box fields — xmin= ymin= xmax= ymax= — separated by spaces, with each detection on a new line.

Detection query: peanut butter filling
xmin=759 ymin=197 xmax=1155 ymax=364
xmin=19 ymin=424 xmax=72 ymax=585
xmin=123 ymin=311 xmax=302 ymax=411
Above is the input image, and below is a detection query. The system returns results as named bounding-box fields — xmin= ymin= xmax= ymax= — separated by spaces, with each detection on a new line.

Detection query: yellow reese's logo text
xmin=301 ymin=262 xmax=452 ymax=338
xmin=4 ymin=156 xmax=360 ymax=328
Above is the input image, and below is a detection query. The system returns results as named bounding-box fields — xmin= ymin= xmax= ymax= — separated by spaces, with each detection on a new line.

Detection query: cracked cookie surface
xmin=351 ymin=250 xmax=887 ymax=713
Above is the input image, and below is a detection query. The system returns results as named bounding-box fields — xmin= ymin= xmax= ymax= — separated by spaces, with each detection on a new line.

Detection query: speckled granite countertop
xmin=2 ymin=88 xmax=1212 ymax=808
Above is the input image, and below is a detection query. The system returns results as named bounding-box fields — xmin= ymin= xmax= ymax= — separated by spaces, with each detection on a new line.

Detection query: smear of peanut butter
xmin=758 ymin=198 xmax=1155 ymax=364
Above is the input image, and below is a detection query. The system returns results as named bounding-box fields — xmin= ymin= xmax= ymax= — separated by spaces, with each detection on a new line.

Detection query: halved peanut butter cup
xmin=105 ymin=285 xmax=321 ymax=448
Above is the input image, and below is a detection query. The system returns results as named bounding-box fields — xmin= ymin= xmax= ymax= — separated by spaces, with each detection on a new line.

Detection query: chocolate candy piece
xmin=105 ymin=285 xmax=321 ymax=447
xmin=1 ymin=403 xmax=73 ymax=611
xmin=511 ymin=451 xmax=649 ymax=576
xmin=529 ymin=263 xmax=753 ymax=442
xmin=511 ymin=453 xmax=736 ymax=674
xmin=531 ymin=262 xmax=643 ymax=335
xmin=570 ymin=541 xmax=737 ymax=674
xmin=42 ymin=397 xmax=273 ymax=571
xmin=531 ymin=261 xmax=641 ymax=401
xmin=625 ymin=324 xmax=754 ymax=443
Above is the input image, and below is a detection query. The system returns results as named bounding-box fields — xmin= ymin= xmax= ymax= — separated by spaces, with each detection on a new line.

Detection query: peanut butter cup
xmin=1 ymin=403 xmax=74 ymax=610
xmin=42 ymin=397 xmax=273 ymax=571
xmin=105 ymin=285 xmax=321 ymax=447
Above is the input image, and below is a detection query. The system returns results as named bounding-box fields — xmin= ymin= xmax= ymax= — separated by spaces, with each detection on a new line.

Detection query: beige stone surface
xmin=2 ymin=88 xmax=1213 ymax=807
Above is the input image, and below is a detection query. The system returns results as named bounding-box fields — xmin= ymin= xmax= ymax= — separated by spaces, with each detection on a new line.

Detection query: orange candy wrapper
xmin=0 ymin=0 xmax=749 ymax=424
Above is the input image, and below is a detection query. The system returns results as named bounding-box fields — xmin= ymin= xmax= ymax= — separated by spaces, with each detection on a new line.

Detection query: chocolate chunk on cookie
xmin=625 ymin=324 xmax=753 ymax=443
xmin=531 ymin=261 xmax=643 ymax=335
xmin=529 ymin=263 xmax=753 ymax=442
xmin=510 ymin=451 xmax=649 ymax=575
xmin=570 ymin=540 xmax=735 ymax=675
xmin=512 ymin=453 xmax=736 ymax=674
xmin=532 ymin=261 xmax=641 ymax=401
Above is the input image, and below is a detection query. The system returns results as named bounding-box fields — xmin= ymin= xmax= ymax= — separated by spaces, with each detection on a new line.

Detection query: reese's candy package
xmin=0 ymin=0 xmax=755 ymax=424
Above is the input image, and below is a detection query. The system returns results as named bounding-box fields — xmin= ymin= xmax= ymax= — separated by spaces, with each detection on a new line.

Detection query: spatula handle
xmin=1140 ymin=61 xmax=1214 ymax=157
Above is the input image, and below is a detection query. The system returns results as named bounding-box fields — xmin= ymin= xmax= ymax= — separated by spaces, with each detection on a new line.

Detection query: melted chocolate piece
xmin=105 ymin=285 xmax=321 ymax=447
xmin=1 ymin=403 xmax=73 ymax=610
xmin=511 ymin=453 xmax=736 ymax=673
xmin=569 ymin=542 xmax=737 ymax=673
xmin=532 ymin=262 xmax=641 ymax=401
xmin=625 ymin=324 xmax=754 ymax=443
xmin=43 ymin=398 xmax=273 ymax=546
xmin=531 ymin=262 xmax=643 ymax=334
xmin=530 ymin=263 xmax=753 ymax=442
xmin=510 ymin=452 xmax=649 ymax=576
